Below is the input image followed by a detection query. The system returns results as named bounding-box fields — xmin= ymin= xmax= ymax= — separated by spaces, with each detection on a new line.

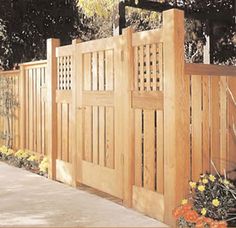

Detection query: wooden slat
xmin=151 ymin=44 xmax=157 ymax=91
xmin=202 ymin=76 xmax=210 ymax=172
xmin=33 ymin=68 xmax=37 ymax=152
xmin=156 ymin=110 xmax=164 ymax=194
xmin=57 ymin=103 xmax=62 ymax=160
xmin=185 ymin=63 xmax=236 ymax=77
xmin=132 ymin=186 xmax=164 ymax=222
xmin=36 ymin=68 xmax=42 ymax=154
xmin=105 ymin=50 xmax=114 ymax=90
xmin=191 ymin=75 xmax=203 ymax=181
xmin=98 ymin=51 xmax=105 ymax=166
xmin=158 ymin=43 xmax=163 ymax=91
xmin=132 ymin=29 xmax=163 ymax=46
xmin=62 ymin=103 xmax=69 ymax=162
xmin=134 ymin=46 xmax=139 ymax=90
xmin=84 ymin=107 xmax=92 ymax=162
xmin=132 ymin=91 xmax=163 ymax=110
xmin=220 ymin=76 xmax=227 ymax=173
xmin=105 ymin=107 xmax=114 ymax=169
xmin=134 ymin=109 xmax=142 ymax=187
xmin=92 ymin=52 xmax=99 ymax=164
xmin=210 ymin=76 xmax=221 ymax=172
xmin=143 ymin=110 xmax=155 ymax=191
xmin=139 ymin=45 xmax=144 ymax=91
xmin=29 ymin=69 xmax=33 ymax=150
xmin=84 ymin=53 xmax=92 ymax=91
xmin=228 ymin=77 xmax=236 ymax=179
xmin=145 ymin=45 xmax=151 ymax=91
xmin=56 ymin=90 xmax=72 ymax=104
xmin=68 ymin=104 xmax=73 ymax=163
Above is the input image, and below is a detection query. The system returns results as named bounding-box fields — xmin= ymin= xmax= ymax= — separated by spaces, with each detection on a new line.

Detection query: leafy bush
xmin=173 ymin=173 xmax=236 ymax=228
xmin=0 ymin=145 xmax=48 ymax=176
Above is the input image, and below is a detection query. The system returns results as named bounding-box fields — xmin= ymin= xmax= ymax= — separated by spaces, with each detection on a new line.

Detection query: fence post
xmin=163 ymin=9 xmax=190 ymax=226
xmin=71 ymin=39 xmax=81 ymax=187
xmin=19 ymin=65 xmax=25 ymax=150
xmin=47 ymin=38 xmax=60 ymax=180
xmin=122 ymin=27 xmax=134 ymax=207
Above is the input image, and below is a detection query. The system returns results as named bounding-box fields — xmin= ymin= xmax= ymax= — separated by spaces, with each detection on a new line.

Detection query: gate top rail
xmin=185 ymin=63 xmax=236 ymax=76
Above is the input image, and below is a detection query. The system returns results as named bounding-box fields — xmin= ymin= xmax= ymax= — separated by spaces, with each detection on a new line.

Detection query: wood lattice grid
xmin=134 ymin=43 xmax=163 ymax=91
xmin=57 ymin=56 xmax=72 ymax=90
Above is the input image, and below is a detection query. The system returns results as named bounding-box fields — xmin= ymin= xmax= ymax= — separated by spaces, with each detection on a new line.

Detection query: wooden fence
xmin=0 ymin=9 xmax=236 ymax=226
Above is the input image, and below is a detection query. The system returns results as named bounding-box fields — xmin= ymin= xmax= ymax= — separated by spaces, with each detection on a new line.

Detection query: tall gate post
xmin=163 ymin=9 xmax=190 ymax=226
xmin=47 ymin=38 xmax=60 ymax=180
xmin=122 ymin=27 xmax=135 ymax=207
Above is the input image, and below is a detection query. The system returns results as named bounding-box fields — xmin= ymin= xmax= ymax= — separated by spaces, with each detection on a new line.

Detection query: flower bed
xmin=0 ymin=145 xmax=48 ymax=177
xmin=173 ymin=173 xmax=236 ymax=228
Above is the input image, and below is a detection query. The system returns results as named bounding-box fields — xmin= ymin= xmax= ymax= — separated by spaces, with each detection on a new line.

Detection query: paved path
xmin=0 ymin=162 xmax=168 ymax=227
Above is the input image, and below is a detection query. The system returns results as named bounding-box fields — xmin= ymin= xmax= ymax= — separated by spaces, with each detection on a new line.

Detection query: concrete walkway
xmin=0 ymin=162 xmax=168 ymax=227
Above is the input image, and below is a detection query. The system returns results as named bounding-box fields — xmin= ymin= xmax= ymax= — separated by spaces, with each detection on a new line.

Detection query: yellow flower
xmin=189 ymin=181 xmax=196 ymax=188
xmin=198 ymin=185 xmax=205 ymax=192
xmin=15 ymin=149 xmax=29 ymax=159
xmin=27 ymin=155 xmax=37 ymax=162
xmin=209 ymin=174 xmax=216 ymax=182
xmin=0 ymin=145 xmax=8 ymax=154
xmin=202 ymin=178 xmax=208 ymax=184
xmin=201 ymin=208 xmax=207 ymax=216
xmin=212 ymin=199 xmax=220 ymax=207
xmin=39 ymin=156 xmax=49 ymax=173
xmin=181 ymin=199 xmax=188 ymax=205
xmin=223 ymin=179 xmax=230 ymax=185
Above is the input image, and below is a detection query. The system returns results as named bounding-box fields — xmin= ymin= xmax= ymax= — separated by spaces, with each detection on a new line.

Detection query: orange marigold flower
xmin=182 ymin=203 xmax=192 ymax=212
xmin=196 ymin=216 xmax=205 ymax=223
xmin=203 ymin=217 xmax=213 ymax=224
xmin=172 ymin=206 xmax=183 ymax=219
xmin=196 ymin=222 xmax=204 ymax=228
xmin=210 ymin=221 xmax=220 ymax=228
xmin=183 ymin=210 xmax=199 ymax=223
xmin=217 ymin=221 xmax=227 ymax=228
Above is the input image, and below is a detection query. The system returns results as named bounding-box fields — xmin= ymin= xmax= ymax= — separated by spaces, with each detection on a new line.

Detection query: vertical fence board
xmin=84 ymin=107 xmax=92 ymax=162
xmin=98 ymin=51 xmax=105 ymax=166
xmin=220 ymin=76 xmax=227 ymax=173
xmin=210 ymin=76 xmax=221 ymax=172
xmin=143 ymin=110 xmax=155 ymax=191
xmin=156 ymin=110 xmax=164 ymax=194
xmin=202 ymin=76 xmax=210 ymax=172
xmin=134 ymin=109 xmax=142 ymax=187
xmin=105 ymin=107 xmax=114 ymax=168
xmin=191 ymin=75 xmax=203 ymax=180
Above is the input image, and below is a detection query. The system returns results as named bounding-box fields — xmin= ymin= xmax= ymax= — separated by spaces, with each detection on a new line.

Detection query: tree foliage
xmin=0 ymin=0 xmax=97 ymax=69
xmin=79 ymin=0 xmax=235 ymax=65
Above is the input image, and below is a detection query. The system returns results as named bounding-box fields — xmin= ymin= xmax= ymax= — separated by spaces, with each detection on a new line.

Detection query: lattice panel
xmin=134 ymin=43 xmax=163 ymax=91
xmin=57 ymin=56 xmax=72 ymax=90
xmin=83 ymin=50 xmax=114 ymax=91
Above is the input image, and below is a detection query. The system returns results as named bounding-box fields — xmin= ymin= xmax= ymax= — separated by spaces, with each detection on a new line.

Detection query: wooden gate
xmin=131 ymin=29 xmax=165 ymax=221
xmin=55 ymin=45 xmax=74 ymax=185
xmin=75 ymin=36 xmax=124 ymax=199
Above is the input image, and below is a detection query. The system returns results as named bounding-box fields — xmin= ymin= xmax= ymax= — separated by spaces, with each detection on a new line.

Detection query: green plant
xmin=173 ymin=172 xmax=236 ymax=227
xmin=0 ymin=76 xmax=18 ymax=148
